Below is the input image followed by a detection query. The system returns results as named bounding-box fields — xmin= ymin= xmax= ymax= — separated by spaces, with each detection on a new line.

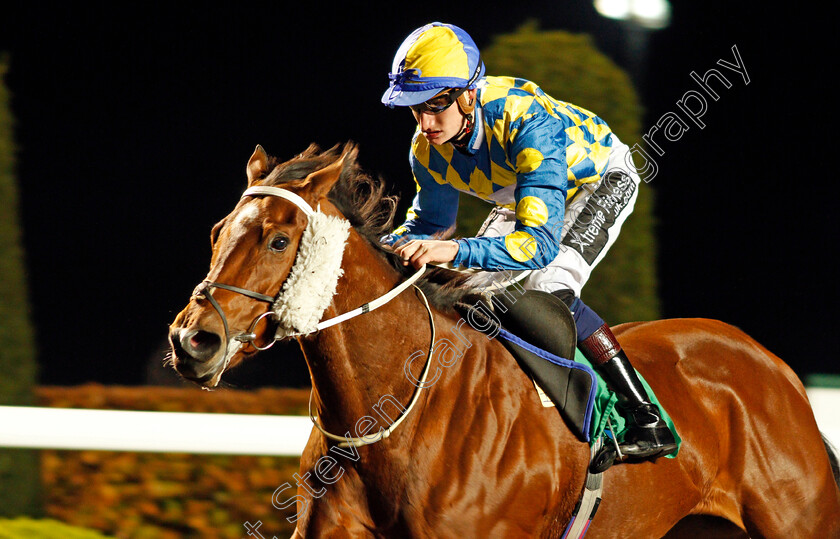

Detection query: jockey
xmin=380 ymin=22 xmax=676 ymax=468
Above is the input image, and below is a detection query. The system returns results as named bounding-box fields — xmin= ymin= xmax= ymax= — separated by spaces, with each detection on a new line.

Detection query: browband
xmin=243 ymin=186 xmax=315 ymax=217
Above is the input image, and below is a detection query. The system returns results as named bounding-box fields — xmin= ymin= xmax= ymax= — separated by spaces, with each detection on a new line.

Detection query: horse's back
xmin=616 ymin=317 xmax=812 ymax=424
xmin=603 ymin=318 xmax=840 ymax=538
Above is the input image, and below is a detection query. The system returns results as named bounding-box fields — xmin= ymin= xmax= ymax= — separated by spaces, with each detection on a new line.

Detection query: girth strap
xmin=562 ymin=439 xmax=605 ymax=539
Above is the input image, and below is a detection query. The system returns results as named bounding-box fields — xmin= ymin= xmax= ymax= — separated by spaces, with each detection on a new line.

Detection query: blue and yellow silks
xmin=385 ymin=76 xmax=616 ymax=271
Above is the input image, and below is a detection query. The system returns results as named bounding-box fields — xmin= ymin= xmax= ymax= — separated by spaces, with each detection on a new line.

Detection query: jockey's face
xmin=411 ymin=89 xmax=476 ymax=146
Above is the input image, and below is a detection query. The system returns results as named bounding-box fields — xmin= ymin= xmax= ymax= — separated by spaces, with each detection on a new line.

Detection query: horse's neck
xmin=299 ymin=232 xmax=436 ymax=434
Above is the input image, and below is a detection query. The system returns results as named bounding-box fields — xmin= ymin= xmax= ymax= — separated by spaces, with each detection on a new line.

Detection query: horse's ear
xmin=304 ymin=145 xmax=356 ymax=201
xmin=246 ymin=144 xmax=270 ymax=186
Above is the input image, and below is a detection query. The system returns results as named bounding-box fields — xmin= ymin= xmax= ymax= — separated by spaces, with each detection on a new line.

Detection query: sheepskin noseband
xmin=273 ymin=210 xmax=350 ymax=338
xmin=242 ymin=186 xmax=351 ymax=339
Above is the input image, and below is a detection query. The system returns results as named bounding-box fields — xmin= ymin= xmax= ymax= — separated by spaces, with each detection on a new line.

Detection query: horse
xmin=168 ymin=142 xmax=840 ymax=538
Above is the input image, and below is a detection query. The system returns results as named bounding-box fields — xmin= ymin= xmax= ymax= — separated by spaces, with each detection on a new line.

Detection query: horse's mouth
xmin=169 ymin=352 xmax=225 ymax=386
xmin=168 ymin=327 xmax=227 ymax=387
xmin=173 ymin=359 xmax=221 ymax=386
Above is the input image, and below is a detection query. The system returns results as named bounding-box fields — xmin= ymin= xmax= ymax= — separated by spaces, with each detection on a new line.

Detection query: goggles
xmin=409 ymin=87 xmax=469 ymax=114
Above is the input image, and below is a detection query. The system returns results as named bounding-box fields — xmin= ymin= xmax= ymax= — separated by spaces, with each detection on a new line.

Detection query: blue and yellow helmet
xmin=381 ymin=22 xmax=485 ymax=108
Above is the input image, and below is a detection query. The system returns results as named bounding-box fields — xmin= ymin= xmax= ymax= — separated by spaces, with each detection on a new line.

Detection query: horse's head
xmin=168 ymin=143 xmax=366 ymax=387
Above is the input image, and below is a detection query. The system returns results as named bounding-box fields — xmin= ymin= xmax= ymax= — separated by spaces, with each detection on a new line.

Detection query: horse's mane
xmin=258 ymin=143 xmax=479 ymax=312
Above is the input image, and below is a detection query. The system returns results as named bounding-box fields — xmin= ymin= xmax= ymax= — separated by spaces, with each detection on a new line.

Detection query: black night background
xmin=1 ymin=2 xmax=835 ymax=388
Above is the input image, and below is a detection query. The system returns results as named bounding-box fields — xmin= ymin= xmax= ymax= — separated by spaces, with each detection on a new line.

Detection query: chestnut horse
xmin=169 ymin=143 xmax=840 ymax=538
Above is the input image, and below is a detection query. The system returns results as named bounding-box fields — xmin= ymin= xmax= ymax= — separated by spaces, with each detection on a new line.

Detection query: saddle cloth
xmin=470 ymin=289 xmax=679 ymax=455
xmin=497 ymin=329 xmax=680 ymax=457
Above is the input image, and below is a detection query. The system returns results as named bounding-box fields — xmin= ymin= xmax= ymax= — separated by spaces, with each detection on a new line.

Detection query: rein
xmin=192 ymin=184 xmax=434 ymax=447
xmin=309 ymin=285 xmax=436 ymax=448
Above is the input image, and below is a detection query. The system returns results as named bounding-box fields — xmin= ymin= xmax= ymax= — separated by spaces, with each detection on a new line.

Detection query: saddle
xmin=458 ymin=290 xmax=598 ymax=442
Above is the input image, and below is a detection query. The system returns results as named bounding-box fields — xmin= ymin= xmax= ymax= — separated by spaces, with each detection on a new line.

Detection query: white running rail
xmin=0 ymin=387 xmax=837 ymax=455
xmin=0 ymin=406 xmax=311 ymax=456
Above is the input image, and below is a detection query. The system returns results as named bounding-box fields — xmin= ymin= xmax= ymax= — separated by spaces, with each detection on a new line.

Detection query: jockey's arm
xmin=380 ymin=168 xmax=460 ymax=247
xmin=451 ymin=116 xmax=568 ymax=271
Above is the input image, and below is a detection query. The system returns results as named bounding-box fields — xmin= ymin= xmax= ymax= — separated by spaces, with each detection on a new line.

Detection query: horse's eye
xmin=269 ymin=235 xmax=289 ymax=252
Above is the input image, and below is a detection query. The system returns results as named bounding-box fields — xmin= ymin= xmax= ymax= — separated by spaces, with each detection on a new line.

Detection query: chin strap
xmin=448 ymin=111 xmax=475 ymax=149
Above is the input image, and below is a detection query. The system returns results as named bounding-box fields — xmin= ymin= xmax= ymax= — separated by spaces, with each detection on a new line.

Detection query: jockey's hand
xmin=394 ymin=239 xmax=459 ymax=269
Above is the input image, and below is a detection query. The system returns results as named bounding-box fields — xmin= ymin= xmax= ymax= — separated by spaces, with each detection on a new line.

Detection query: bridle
xmin=190 ymin=184 xmax=436 ymax=447
xmin=190 ymin=188 xmax=311 ymax=371
xmin=191 ymin=280 xmax=278 ymax=352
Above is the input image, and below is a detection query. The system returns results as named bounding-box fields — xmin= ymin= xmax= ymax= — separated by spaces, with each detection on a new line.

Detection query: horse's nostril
xmin=179 ymin=329 xmax=222 ymax=361
xmin=189 ymin=332 xmax=208 ymax=349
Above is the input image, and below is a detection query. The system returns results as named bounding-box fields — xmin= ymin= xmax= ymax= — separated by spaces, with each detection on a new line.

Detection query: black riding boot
xmin=579 ymin=324 xmax=677 ymax=473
